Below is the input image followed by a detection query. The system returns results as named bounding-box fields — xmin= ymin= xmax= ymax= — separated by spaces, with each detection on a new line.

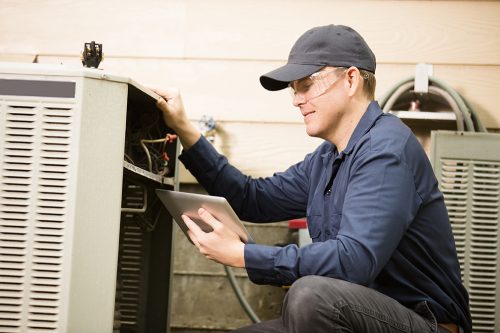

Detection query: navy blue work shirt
xmin=179 ymin=101 xmax=471 ymax=331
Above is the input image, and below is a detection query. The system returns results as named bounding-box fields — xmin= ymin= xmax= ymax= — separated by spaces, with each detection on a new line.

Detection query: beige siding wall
xmin=2 ymin=1 xmax=499 ymax=331
xmin=1 ymin=0 xmax=500 ymax=182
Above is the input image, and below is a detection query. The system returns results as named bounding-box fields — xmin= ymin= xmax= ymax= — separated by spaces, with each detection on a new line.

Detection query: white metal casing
xmin=0 ymin=63 xmax=146 ymax=332
xmin=431 ymin=130 xmax=500 ymax=333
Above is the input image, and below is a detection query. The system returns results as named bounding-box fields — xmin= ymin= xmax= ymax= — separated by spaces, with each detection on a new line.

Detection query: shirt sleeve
xmin=179 ymin=135 xmax=311 ymax=222
xmin=244 ymin=147 xmax=423 ymax=286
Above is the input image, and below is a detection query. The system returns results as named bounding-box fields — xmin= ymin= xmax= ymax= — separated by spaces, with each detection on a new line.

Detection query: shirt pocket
xmin=306 ymin=214 xmax=322 ymax=242
xmin=306 ymin=213 xmax=342 ymax=242
xmin=327 ymin=212 xmax=342 ymax=238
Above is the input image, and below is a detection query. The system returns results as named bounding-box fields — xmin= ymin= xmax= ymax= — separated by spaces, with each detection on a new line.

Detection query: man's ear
xmin=345 ymin=67 xmax=362 ymax=98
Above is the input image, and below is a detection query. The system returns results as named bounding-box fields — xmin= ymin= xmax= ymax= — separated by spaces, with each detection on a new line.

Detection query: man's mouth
xmin=302 ymin=111 xmax=315 ymax=119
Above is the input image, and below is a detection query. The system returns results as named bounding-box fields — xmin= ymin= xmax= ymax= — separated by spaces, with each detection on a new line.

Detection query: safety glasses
xmin=289 ymin=67 xmax=347 ymax=103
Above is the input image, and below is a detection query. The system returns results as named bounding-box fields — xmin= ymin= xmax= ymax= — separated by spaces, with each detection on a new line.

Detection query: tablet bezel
xmin=155 ymin=189 xmax=252 ymax=244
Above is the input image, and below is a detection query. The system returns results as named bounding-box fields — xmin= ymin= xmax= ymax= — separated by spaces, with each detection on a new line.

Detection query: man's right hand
xmin=154 ymin=88 xmax=201 ymax=150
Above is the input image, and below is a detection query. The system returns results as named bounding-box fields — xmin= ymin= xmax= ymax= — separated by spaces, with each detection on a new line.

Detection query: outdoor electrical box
xmin=0 ymin=63 xmax=178 ymax=333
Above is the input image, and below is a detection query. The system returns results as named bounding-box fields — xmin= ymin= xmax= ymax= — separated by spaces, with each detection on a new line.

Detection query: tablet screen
xmin=155 ymin=189 xmax=252 ymax=244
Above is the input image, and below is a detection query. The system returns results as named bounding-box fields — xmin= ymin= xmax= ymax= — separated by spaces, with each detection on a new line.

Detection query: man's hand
xmin=182 ymin=208 xmax=245 ymax=268
xmin=153 ymin=88 xmax=201 ymax=150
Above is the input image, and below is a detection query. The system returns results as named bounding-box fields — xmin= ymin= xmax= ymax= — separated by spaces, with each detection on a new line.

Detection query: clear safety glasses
xmin=289 ymin=67 xmax=347 ymax=103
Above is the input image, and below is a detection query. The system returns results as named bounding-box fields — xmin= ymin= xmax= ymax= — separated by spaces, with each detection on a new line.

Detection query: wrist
xmin=172 ymin=121 xmax=201 ymax=150
xmin=235 ymin=243 xmax=246 ymax=268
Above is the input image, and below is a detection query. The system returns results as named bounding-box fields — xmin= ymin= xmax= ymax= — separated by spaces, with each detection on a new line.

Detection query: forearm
xmin=168 ymin=116 xmax=201 ymax=150
xmin=244 ymin=238 xmax=380 ymax=287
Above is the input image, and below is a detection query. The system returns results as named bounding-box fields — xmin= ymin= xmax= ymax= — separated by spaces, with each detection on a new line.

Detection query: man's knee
xmin=283 ymin=276 xmax=351 ymax=331
xmin=284 ymin=276 xmax=347 ymax=315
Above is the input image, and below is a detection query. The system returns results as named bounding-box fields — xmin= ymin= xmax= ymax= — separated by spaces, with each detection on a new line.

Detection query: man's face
xmin=290 ymin=67 xmax=348 ymax=141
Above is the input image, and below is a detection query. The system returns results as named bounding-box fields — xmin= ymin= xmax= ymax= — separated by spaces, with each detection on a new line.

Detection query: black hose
xmin=224 ymin=265 xmax=261 ymax=323
xmin=379 ymin=76 xmax=486 ymax=133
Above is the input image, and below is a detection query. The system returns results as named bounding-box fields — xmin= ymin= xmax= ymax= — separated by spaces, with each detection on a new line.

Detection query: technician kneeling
xmin=155 ymin=24 xmax=471 ymax=333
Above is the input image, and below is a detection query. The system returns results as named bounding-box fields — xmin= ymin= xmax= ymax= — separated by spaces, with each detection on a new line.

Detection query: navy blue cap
xmin=260 ymin=25 xmax=376 ymax=91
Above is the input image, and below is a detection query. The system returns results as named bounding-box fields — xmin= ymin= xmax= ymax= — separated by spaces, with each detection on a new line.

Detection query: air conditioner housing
xmin=431 ymin=130 xmax=500 ymax=333
xmin=0 ymin=63 xmax=177 ymax=333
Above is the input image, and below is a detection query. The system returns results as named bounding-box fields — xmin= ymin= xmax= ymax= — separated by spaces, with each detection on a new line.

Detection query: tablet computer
xmin=155 ymin=189 xmax=253 ymax=244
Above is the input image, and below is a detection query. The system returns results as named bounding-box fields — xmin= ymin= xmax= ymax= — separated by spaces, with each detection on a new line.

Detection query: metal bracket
xmin=414 ymin=63 xmax=433 ymax=93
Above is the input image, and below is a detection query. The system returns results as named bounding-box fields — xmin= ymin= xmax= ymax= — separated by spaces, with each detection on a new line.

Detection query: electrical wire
xmin=124 ymin=153 xmax=135 ymax=164
xmin=140 ymin=134 xmax=178 ymax=173
xmin=140 ymin=138 xmax=166 ymax=172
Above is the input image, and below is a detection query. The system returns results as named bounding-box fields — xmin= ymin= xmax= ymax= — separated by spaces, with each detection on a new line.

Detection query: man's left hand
xmin=182 ymin=208 xmax=245 ymax=268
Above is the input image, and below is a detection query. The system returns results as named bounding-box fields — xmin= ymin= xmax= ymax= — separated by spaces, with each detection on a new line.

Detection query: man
xmin=155 ymin=24 xmax=471 ymax=333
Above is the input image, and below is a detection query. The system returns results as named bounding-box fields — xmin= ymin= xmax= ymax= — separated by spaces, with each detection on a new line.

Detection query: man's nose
xmin=292 ymin=93 xmax=306 ymax=107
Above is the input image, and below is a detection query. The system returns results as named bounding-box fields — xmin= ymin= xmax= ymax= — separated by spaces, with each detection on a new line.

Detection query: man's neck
xmin=333 ymin=99 xmax=371 ymax=152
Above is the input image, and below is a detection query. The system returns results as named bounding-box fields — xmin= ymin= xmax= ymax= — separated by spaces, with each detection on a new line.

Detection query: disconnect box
xmin=0 ymin=63 xmax=178 ymax=333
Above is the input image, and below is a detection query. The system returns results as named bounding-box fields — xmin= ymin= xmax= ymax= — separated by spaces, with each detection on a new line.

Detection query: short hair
xmin=360 ymin=69 xmax=376 ymax=100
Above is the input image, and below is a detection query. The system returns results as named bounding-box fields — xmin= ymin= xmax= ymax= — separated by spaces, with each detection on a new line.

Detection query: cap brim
xmin=260 ymin=63 xmax=323 ymax=91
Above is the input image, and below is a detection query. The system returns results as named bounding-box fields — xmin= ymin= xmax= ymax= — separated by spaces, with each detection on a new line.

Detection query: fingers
xmin=182 ymin=214 xmax=204 ymax=239
xmin=184 ymin=215 xmax=215 ymax=259
xmin=152 ymin=88 xmax=188 ymax=131
xmin=186 ymin=229 xmax=202 ymax=249
xmin=197 ymin=208 xmax=223 ymax=230
xmin=151 ymin=87 xmax=179 ymax=100
xmin=151 ymin=88 xmax=180 ymax=110
xmin=155 ymin=93 xmax=173 ymax=110
xmin=183 ymin=209 xmax=245 ymax=267
xmin=183 ymin=215 xmax=208 ymax=251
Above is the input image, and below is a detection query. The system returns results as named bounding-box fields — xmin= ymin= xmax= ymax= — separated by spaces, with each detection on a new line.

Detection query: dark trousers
xmin=233 ymin=276 xmax=452 ymax=333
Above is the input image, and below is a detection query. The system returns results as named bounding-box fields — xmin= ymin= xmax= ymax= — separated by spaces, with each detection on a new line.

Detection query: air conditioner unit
xmin=431 ymin=130 xmax=500 ymax=333
xmin=0 ymin=63 xmax=178 ymax=332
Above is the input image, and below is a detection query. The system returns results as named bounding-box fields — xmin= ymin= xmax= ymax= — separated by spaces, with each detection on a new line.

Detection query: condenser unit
xmin=431 ymin=130 xmax=500 ymax=333
xmin=0 ymin=63 xmax=178 ymax=332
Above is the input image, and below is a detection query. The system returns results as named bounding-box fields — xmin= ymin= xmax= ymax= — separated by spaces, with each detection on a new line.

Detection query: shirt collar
xmin=320 ymin=100 xmax=382 ymax=167
xmin=342 ymin=100 xmax=383 ymax=155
